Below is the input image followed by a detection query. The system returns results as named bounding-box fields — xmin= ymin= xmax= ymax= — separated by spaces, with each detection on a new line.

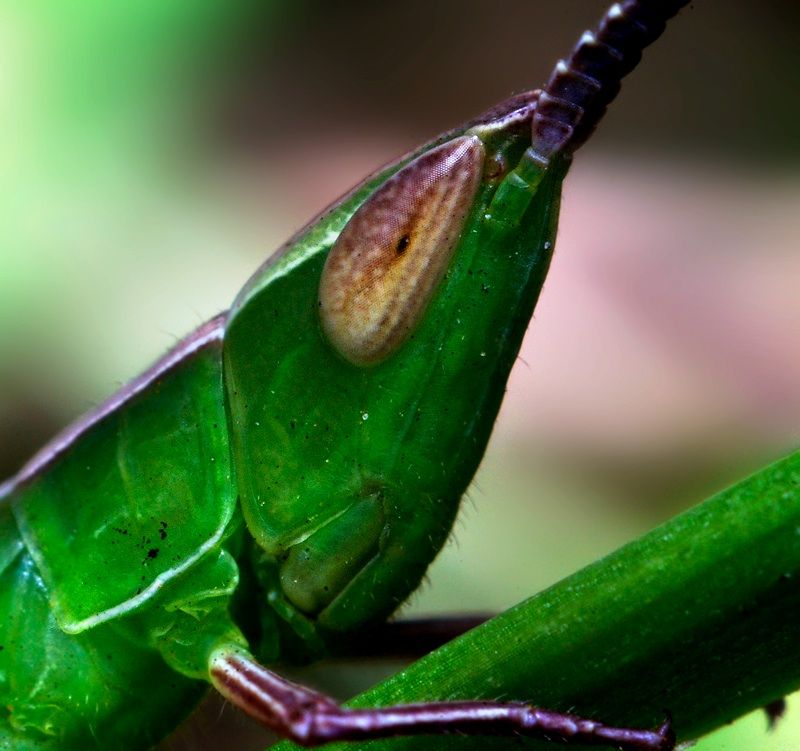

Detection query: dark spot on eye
xmin=395 ymin=234 xmax=410 ymax=255
xmin=146 ymin=548 xmax=160 ymax=560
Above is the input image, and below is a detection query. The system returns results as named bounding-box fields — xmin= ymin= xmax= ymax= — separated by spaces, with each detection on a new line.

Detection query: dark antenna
xmin=531 ymin=0 xmax=690 ymax=163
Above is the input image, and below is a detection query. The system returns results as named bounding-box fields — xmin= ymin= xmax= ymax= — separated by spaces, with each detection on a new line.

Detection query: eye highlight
xmin=319 ymin=135 xmax=485 ymax=367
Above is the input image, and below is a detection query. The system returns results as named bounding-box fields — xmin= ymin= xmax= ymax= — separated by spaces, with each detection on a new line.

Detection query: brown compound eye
xmin=319 ymin=135 xmax=485 ymax=367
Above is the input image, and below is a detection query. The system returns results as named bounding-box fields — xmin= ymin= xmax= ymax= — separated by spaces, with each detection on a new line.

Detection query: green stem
xmin=273 ymin=449 xmax=800 ymax=750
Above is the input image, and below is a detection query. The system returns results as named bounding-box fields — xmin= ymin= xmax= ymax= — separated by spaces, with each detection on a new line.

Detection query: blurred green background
xmin=0 ymin=1 xmax=798 ymax=749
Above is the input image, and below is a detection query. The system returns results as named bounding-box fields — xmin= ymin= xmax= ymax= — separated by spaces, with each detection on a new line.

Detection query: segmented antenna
xmin=531 ymin=0 xmax=690 ymax=162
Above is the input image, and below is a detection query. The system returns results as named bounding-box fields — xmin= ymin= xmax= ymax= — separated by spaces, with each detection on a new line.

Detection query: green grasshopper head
xmin=223 ymin=92 xmax=566 ymax=641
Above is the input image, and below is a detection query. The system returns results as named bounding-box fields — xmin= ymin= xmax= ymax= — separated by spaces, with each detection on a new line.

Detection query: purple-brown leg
xmin=764 ymin=698 xmax=787 ymax=730
xmin=210 ymin=650 xmax=674 ymax=750
xmin=346 ymin=615 xmax=493 ymax=659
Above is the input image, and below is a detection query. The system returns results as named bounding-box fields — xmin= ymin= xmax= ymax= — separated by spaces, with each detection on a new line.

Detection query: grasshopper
xmin=0 ymin=2 xmax=688 ymax=748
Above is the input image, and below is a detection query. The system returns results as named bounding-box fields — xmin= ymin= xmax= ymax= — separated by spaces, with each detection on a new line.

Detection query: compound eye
xmin=319 ymin=135 xmax=485 ymax=367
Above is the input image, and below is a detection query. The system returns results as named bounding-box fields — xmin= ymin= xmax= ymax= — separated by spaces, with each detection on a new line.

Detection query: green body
xmin=0 ymin=101 xmax=568 ymax=748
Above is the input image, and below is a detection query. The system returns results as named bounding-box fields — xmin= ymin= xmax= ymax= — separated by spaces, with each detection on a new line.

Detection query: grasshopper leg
xmin=764 ymin=698 xmax=787 ymax=730
xmin=210 ymin=650 xmax=674 ymax=749
xmin=344 ymin=614 xmax=493 ymax=659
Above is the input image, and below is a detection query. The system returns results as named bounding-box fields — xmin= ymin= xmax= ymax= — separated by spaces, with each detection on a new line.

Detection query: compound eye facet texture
xmin=319 ymin=135 xmax=485 ymax=367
